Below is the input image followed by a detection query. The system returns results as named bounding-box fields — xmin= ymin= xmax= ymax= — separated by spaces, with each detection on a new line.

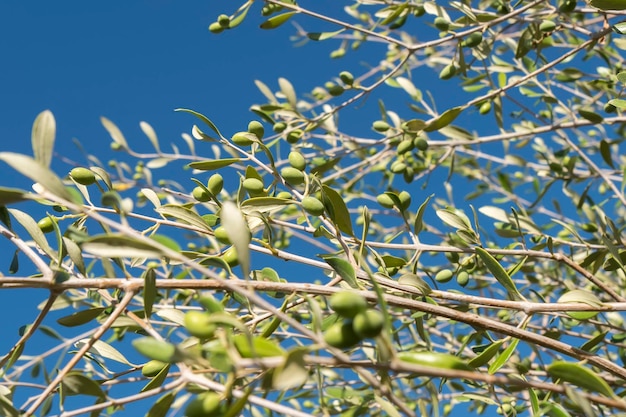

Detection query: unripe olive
xmin=479 ymin=101 xmax=492 ymax=115
xmin=70 ymin=167 xmax=96 ymax=186
xmin=281 ymin=167 xmax=305 ymax=185
xmin=217 ymin=14 xmax=230 ymax=28
xmin=247 ymin=120 xmax=265 ymax=140
xmin=242 ymin=178 xmax=264 ymax=194
xmin=605 ymin=103 xmax=617 ymax=113
xmin=141 ymin=360 xmax=168 ymax=377
xmin=414 ymin=137 xmax=429 ymax=151
xmin=222 ymin=246 xmax=239 ymax=267
xmin=330 ymin=48 xmax=346 ymax=59
xmin=276 ymin=191 xmax=292 ymax=199
xmin=286 ymin=129 xmax=303 ymax=144
xmin=192 ymin=186 xmax=211 ymax=202
xmin=462 ymin=32 xmax=483 ymax=48
xmin=457 ymin=270 xmax=470 ymax=286
xmin=37 ymin=217 xmax=55 ymax=234
xmin=398 ymin=191 xmax=411 ymax=211
xmin=326 ymin=83 xmax=345 ymax=96
xmin=273 ymin=122 xmax=287 ymax=133
xmin=231 ymin=131 xmax=255 ymax=146
xmin=376 ymin=193 xmax=395 ymax=209
xmin=439 ymin=63 xmax=457 ymax=80
xmin=288 ymin=151 xmax=307 ymax=171
xmin=339 ymin=71 xmax=354 ymax=85
xmin=185 ymin=392 xmax=224 ymax=417
xmin=202 ymin=214 xmax=219 ymax=227
xmin=539 ymin=20 xmax=557 ymax=32
xmin=207 ymin=173 xmax=224 ymax=195
xmin=214 ymin=226 xmax=231 ymax=244
xmin=110 ymin=142 xmax=122 ymax=151
xmin=434 ymin=16 xmax=449 ymax=31
xmin=208 ymin=22 xmax=224 ymax=34
xmin=397 ymin=139 xmax=414 ymax=155
xmin=302 ymin=196 xmax=325 ymax=216
xmin=324 ymin=320 xmax=362 ymax=348
xmin=184 ymin=311 xmax=216 ymax=339
xmin=435 ymin=269 xmax=454 ymax=283
xmin=373 ymin=120 xmax=390 ymax=132
xmin=329 ymin=291 xmax=368 ymax=318
xmin=390 ymin=161 xmax=407 ymax=174
xmin=353 ymin=309 xmax=384 ymax=339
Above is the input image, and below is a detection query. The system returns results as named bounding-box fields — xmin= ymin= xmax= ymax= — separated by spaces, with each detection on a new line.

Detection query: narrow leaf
xmin=82 ymin=234 xmax=166 ymax=259
xmin=307 ymin=29 xmax=345 ymax=41
xmin=260 ymin=12 xmax=297 ymax=29
xmin=175 ymin=108 xmax=224 ymax=139
xmin=322 ymin=185 xmax=354 ymax=235
xmin=101 ymin=117 xmax=128 ymax=149
xmin=188 ymin=158 xmax=239 ymax=171
xmin=145 ymin=392 xmax=176 ymax=417
xmin=220 ymin=201 xmax=251 ymax=278
xmin=0 ymin=187 xmax=31 ymax=205
xmin=0 ymin=153 xmax=72 ymax=201
xmin=424 ymin=106 xmax=462 ymax=132
xmin=31 ymin=110 xmax=56 ymax=168
xmin=547 ymin=361 xmax=615 ymax=397
xmin=75 ymin=339 xmax=137 ymax=366
xmin=468 ymin=340 xmax=504 ymax=368
xmin=156 ymin=205 xmax=212 ymax=232
xmin=321 ymin=255 xmax=358 ymax=288
xmin=488 ymin=338 xmax=519 ymax=374
xmin=475 ymin=248 xmax=525 ymax=301
xmin=144 ymin=268 xmax=157 ymax=318
xmin=57 ymin=308 xmax=107 ymax=327
xmin=62 ymin=373 xmax=105 ymax=398
xmin=600 ymin=140 xmax=615 ymax=169
xmin=8 ymin=208 xmax=57 ymax=260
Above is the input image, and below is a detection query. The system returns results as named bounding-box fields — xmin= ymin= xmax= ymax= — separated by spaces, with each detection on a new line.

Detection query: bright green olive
xmin=390 ymin=161 xmax=407 ymax=174
xmin=281 ymin=167 xmax=305 ymax=185
xmin=37 ymin=217 xmax=55 ymax=233
xmin=214 ymin=226 xmax=231 ymax=244
xmin=192 ymin=186 xmax=211 ymax=202
xmin=286 ymin=129 xmax=303 ymax=144
xmin=70 ymin=167 xmax=96 ymax=186
xmin=439 ymin=63 xmax=457 ymax=80
xmin=326 ymin=83 xmax=344 ymax=96
xmin=141 ymin=360 xmax=168 ymax=377
xmin=184 ymin=311 xmax=216 ymax=339
xmin=373 ymin=120 xmax=390 ymax=132
xmin=324 ymin=320 xmax=362 ymax=348
xmin=479 ymin=101 xmax=492 ymax=115
xmin=222 ymin=246 xmax=239 ymax=267
xmin=247 ymin=121 xmax=265 ymax=140
xmin=339 ymin=71 xmax=354 ymax=85
xmin=273 ymin=122 xmax=287 ymax=133
xmin=231 ymin=131 xmax=255 ymax=146
xmin=434 ymin=16 xmax=449 ymax=31
xmin=414 ymin=137 xmax=429 ymax=151
xmin=456 ymin=270 xmax=470 ymax=286
xmin=208 ymin=22 xmax=224 ymax=34
xmin=352 ymin=309 xmax=384 ymax=339
xmin=376 ymin=193 xmax=395 ymax=209
xmin=462 ymin=32 xmax=483 ymax=48
xmin=329 ymin=291 xmax=368 ymax=318
xmin=207 ymin=174 xmax=224 ymax=195
xmin=288 ymin=151 xmax=307 ymax=171
xmin=398 ymin=191 xmax=411 ymax=211
xmin=242 ymin=178 xmax=264 ymax=194
xmin=435 ymin=269 xmax=454 ymax=283
xmin=302 ymin=196 xmax=325 ymax=216
xmin=539 ymin=20 xmax=557 ymax=33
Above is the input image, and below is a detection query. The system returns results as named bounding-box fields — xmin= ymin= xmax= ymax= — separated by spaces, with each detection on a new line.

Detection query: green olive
xmin=390 ymin=161 xmax=407 ymax=174
xmin=462 ymin=32 xmax=483 ymax=48
xmin=281 ymin=167 xmax=305 ymax=185
xmin=539 ymin=20 xmax=557 ymax=33
xmin=324 ymin=320 xmax=362 ymax=349
xmin=326 ymin=83 xmax=344 ymax=96
xmin=214 ymin=226 xmax=231 ymax=244
xmin=242 ymin=178 xmax=264 ymax=195
xmin=184 ymin=311 xmax=216 ymax=339
xmin=397 ymin=139 xmax=414 ymax=155
xmin=479 ymin=101 xmax=492 ymax=115
xmin=273 ymin=122 xmax=287 ymax=133
xmin=231 ymin=131 xmax=255 ymax=146
xmin=185 ymin=392 xmax=224 ymax=417
xmin=398 ymin=191 xmax=411 ymax=211
xmin=439 ymin=63 xmax=457 ymax=80
xmin=414 ymin=137 xmax=429 ymax=151
xmin=217 ymin=14 xmax=230 ymax=28
xmin=70 ymin=167 xmax=96 ymax=186
xmin=373 ymin=120 xmax=390 ymax=132
xmin=276 ymin=191 xmax=292 ymax=200
xmin=376 ymin=193 xmax=395 ymax=209
xmin=288 ymin=151 xmax=307 ymax=171
xmin=456 ymin=270 xmax=470 ymax=287
xmin=247 ymin=121 xmax=265 ymax=140
xmin=434 ymin=16 xmax=449 ymax=31
xmin=339 ymin=71 xmax=354 ymax=85
xmin=352 ymin=309 xmax=384 ymax=339
xmin=37 ymin=217 xmax=55 ymax=233
xmin=141 ymin=360 xmax=168 ymax=377
xmin=286 ymin=129 xmax=303 ymax=144
xmin=192 ymin=186 xmax=211 ymax=202
xmin=435 ymin=269 xmax=454 ymax=283
xmin=222 ymin=246 xmax=239 ymax=267
xmin=207 ymin=174 xmax=224 ymax=195
xmin=208 ymin=22 xmax=224 ymax=34
xmin=302 ymin=196 xmax=325 ymax=216
xmin=329 ymin=291 xmax=368 ymax=318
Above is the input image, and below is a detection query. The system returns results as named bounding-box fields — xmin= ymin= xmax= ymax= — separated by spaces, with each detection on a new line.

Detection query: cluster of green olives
xmin=324 ymin=291 xmax=384 ymax=349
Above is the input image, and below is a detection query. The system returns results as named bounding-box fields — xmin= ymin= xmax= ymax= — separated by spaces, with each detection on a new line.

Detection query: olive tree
xmin=3 ymin=0 xmax=626 ymax=416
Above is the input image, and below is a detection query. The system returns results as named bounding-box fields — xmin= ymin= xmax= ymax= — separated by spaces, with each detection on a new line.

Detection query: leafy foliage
xmin=4 ymin=1 xmax=626 ymax=416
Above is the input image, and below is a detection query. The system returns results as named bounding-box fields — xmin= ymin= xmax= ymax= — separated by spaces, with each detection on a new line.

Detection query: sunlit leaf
xmin=76 ymin=339 xmax=137 ymax=366
xmin=220 ymin=201 xmax=251 ymax=278
xmin=260 ymin=12 xmax=297 ymax=29
xmin=308 ymin=29 xmax=345 ymax=41
xmin=31 ymin=110 xmax=56 ymax=168
xmin=475 ymin=248 xmax=525 ymax=301
xmin=82 ymin=234 xmax=166 ymax=259
xmin=101 ymin=117 xmax=128 ymax=149
xmin=188 ymin=158 xmax=239 ymax=171
xmin=156 ymin=205 xmax=212 ymax=233
xmin=0 ymin=153 xmax=72 ymax=201
xmin=547 ymin=361 xmax=615 ymax=397
xmin=320 ymin=255 xmax=358 ymax=288
xmin=424 ymin=106 xmax=462 ymax=132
